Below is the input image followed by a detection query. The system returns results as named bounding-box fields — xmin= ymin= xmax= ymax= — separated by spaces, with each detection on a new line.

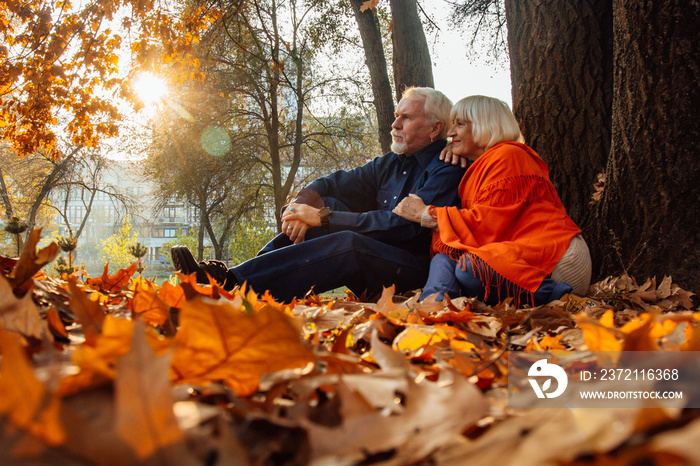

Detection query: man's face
xmin=390 ymin=96 xmax=435 ymax=156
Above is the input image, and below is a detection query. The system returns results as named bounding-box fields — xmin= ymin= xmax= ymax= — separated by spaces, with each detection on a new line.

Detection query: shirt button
xmin=393 ymin=196 xmax=397 ymax=199
xmin=384 ymin=200 xmax=387 ymax=203
xmin=402 ymin=171 xmax=407 ymax=175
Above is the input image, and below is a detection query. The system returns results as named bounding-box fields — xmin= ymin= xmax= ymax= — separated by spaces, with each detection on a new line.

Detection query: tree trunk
xmin=598 ymin=0 xmax=700 ymax=291
xmin=0 ymin=167 xmax=13 ymax=220
xmin=349 ymin=0 xmax=394 ymax=153
xmin=27 ymin=152 xmax=76 ymax=232
xmin=197 ymin=199 xmax=207 ymax=261
xmin=267 ymin=2 xmax=286 ymax=233
xmin=390 ymin=0 xmax=434 ymax=101
xmin=505 ymin=0 xmax=613 ymax=276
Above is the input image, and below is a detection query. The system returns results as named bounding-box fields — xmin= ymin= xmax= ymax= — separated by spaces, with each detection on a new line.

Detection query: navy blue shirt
xmin=305 ymin=140 xmax=466 ymax=256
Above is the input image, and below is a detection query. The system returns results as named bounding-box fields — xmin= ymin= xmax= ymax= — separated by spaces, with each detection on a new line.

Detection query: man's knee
xmin=327 ymin=230 xmax=366 ymax=251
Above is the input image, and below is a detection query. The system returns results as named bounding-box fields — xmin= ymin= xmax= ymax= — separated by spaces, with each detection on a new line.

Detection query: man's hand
xmin=393 ymin=193 xmax=427 ymax=224
xmin=281 ymin=203 xmax=321 ymax=243
xmin=439 ymin=145 xmax=469 ymax=168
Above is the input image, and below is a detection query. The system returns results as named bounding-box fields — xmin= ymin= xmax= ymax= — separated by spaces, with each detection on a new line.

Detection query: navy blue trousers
xmin=229 ymin=229 xmax=430 ymax=302
xmin=420 ymin=253 xmax=572 ymax=306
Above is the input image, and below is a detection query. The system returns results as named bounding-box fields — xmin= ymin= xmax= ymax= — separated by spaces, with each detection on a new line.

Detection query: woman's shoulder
xmin=470 ymin=141 xmax=548 ymax=181
xmin=486 ymin=141 xmax=535 ymax=158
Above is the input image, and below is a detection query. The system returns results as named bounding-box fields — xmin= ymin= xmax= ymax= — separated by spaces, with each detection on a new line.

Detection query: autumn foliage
xmin=0 ymin=231 xmax=698 ymax=464
xmin=0 ymin=0 xmax=220 ymax=158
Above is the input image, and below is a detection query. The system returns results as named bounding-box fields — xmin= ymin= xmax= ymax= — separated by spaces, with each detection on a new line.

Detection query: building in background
xmin=52 ymin=160 xmax=204 ymax=266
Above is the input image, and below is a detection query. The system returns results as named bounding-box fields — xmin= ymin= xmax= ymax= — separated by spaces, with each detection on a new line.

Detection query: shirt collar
xmin=408 ymin=139 xmax=447 ymax=170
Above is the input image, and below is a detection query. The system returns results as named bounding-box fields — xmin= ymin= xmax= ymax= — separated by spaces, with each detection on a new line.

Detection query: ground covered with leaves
xmin=1 ymin=231 xmax=699 ymax=465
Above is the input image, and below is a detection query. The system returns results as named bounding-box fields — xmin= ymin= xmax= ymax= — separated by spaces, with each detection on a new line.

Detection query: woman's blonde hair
xmin=450 ymin=95 xmax=524 ymax=149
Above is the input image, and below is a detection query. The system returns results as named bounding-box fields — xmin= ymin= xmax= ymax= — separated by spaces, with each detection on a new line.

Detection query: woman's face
xmin=447 ymin=118 xmax=485 ymax=161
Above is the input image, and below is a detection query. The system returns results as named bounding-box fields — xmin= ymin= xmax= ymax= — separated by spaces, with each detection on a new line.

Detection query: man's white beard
xmin=391 ymin=141 xmax=407 ymax=154
xmin=391 ymin=133 xmax=407 ymax=154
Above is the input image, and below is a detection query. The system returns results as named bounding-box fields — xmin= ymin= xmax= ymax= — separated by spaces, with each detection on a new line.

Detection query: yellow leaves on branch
xmin=0 ymin=0 xmax=222 ymax=158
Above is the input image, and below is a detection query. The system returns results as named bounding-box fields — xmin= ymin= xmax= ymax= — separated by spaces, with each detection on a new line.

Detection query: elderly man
xmin=172 ymin=87 xmax=465 ymax=302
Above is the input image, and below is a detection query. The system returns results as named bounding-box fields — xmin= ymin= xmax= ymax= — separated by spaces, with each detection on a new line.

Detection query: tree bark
xmin=0 ymin=167 xmax=14 ymax=220
xmin=390 ymin=0 xmax=434 ymax=101
xmin=599 ymin=0 xmax=700 ymax=291
xmin=197 ymin=196 xmax=207 ymax=261
xmin=505 ymin=0 xmax=613 ymax=276
xmin=349 ymin=0 xmax=394 ymax=153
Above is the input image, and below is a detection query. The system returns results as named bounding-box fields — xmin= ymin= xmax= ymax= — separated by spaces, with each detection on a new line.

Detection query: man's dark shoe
xmin=171 ymin=246 xmax=235 ymax=290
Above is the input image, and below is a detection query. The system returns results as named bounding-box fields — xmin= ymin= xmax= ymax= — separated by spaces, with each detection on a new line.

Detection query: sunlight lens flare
xmin=200 ymin=126 xmax=232 ymax=156
xmin=133 ymin=72 xmax=168 ymax=106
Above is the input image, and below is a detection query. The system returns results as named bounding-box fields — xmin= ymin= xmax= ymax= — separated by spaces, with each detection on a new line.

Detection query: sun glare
xmin=133 ymin=72 xmax=168 ymax=106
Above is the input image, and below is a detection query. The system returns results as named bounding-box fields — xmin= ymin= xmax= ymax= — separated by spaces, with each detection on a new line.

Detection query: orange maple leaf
xmin=360 ymin=0 xmax=380 ymax=12
xmin=46 ymin=307 xmax=68 ymax=339
xmin=68 ymin=279 xmax=106 ymax=346
xmin=86 ymin=262 xmax=138 ymax=293
xmin=423 ymin=305 xmax=474 ymax=325
xmin=115 ymin=321 xmax=183 ymax=459
xmin=621 ymin=312 xmax=660 ymax=351
xmin=131 ymin=282 xmax=170 ymax=327
xmin=524 ymin=333 xmax=567 ymax=351
xmin=170 ymin=295 xmax=314 ymax=396
xmin=157 ymin=280 xmax=186 ymax=309
xmin=8 ymin=228 xmax=59 ymax=295
xmin=59 ymin=316 xmax=172 ymax=397
xmin=0 ymin=326 xmax=65 ymax=445
xmin=576 ymin=309 xmax=622 ymax=351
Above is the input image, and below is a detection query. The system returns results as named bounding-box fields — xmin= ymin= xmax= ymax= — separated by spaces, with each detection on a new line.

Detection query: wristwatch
xmin=318 ymin=206 xmax=332 ymax=232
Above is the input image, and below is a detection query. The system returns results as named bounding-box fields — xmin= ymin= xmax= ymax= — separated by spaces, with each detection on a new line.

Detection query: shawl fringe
xmin=430 ymin=232 xmax=535 ymax=308
xmin=431 ymin=231 xmax=464 ymax=261
xmin=474 ymin=174 xmax=559 ymax=207
xmin=461 ymin=252 xmax=534 ymax=308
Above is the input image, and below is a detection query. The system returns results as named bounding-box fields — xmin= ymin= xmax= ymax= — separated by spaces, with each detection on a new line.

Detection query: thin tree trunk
xmin=0 ymin=167 xmax=14 ymax=220
xmin=197 ymin=198 xmax=207 ymax=261
xmin=26 ymin=149 xmax=79 ymax=232
xmin=350 ymin=0 xmax=394 ymax=153
xmin=390 ymin=0 xmax=434 ymax=101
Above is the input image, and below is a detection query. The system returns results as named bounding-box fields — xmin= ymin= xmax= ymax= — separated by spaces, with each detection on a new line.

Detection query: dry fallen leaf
xmin=0 ymin=273 xmax=45 ymax=339
xmin=68 ymin=278 xmax=106 ymax=346
xmin=576 ymin=310 xmax=623 ymax=351
xmin=115 ymin=320 xmax=183 ymax=459
xmin=86 ymin=262 xmax=138 ymax=293
xmin=0 ymin=326 xmax=65 ymax=446
xmin=297 ymin=333 xmax=487 ymax=464
xmin=7 ymin=229 xmax=59 ymax=295
xmin=170 ymin=295 xmax=314 ymax=396
xmin=131 ymin=281 xmax=170 ymax=327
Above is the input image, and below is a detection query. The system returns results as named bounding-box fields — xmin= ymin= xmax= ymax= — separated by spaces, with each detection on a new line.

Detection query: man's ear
xmin=431 ymin=121 xmax=445 ymax=140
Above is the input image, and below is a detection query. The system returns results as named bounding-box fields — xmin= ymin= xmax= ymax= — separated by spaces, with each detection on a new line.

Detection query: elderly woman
xmin=393 ymin=95 xmax=591 ymax=306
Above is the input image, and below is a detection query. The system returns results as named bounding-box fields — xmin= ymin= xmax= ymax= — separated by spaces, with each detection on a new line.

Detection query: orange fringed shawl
xmin=431 ymin=142 xmax=581 ymax=299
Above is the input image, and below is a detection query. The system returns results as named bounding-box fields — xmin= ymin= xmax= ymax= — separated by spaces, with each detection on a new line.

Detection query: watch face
xmin=319 ymin=206 xmax=331 ymax=217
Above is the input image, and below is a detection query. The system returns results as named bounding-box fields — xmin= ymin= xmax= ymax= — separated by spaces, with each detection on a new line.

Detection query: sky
xmin=424 ymin=1 xmax=512 ymax=107
xmin=112 ymin=2 xmax=513 ymax=160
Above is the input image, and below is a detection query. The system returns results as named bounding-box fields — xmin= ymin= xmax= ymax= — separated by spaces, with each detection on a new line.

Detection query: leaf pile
xmin=0 ymin=231 xmax=699 ymax=465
